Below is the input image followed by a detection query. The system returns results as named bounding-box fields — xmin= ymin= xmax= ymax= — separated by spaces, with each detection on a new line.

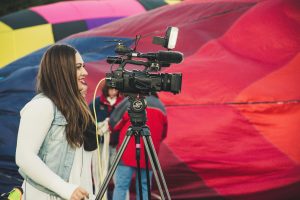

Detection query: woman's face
xmin=108 ymin=88 xmax=118 ymax=98
xmin=75 ymin=52 xmax=88 ymax=91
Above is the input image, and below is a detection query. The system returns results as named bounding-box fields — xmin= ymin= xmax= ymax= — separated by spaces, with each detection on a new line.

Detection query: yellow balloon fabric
xmin=0 ymin=23 xmax=54 ymax=68
xmin=7 ymin=187 xmax=22 ymax=200
xmin=0 ymin=22 xmax=14 ymax=68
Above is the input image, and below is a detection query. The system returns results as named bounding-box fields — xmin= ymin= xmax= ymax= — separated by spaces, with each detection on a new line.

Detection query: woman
xmin=16 ymin=44 xmax=97 ymax=200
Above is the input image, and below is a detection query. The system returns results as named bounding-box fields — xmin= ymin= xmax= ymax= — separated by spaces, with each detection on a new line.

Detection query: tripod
xmin=95 ymin=95 xmax=171 ymax=200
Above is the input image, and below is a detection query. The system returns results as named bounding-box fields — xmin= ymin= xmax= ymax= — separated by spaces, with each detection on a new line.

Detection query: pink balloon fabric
xmin=30 ymin=0 xmax=145 ymax=24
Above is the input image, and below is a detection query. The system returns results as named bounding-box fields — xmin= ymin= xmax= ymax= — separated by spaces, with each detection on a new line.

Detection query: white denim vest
xmin=19 ymin=93 xmax=75 ymax=197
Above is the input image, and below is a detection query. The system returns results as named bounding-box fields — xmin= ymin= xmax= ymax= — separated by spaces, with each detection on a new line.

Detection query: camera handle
xmin=95 ymin=95 xmax=171 ymax=200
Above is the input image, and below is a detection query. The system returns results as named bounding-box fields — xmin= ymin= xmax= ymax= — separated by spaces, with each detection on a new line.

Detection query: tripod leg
xmin=95 ymin=134 xmax=131 ymax=200
xmin=143 ymin=136 xmax=171 ymax=200
xmin=135 ymin=134 xmax=143 ymax=200
xmin=145 ymin=150 xmax=151 ymax=200
xmin=142 ymin=136 xmax=166 ymax=200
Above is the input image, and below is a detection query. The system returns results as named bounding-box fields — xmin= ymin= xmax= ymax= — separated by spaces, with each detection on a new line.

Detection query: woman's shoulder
xmin=31 ymin=93 xmax=53 ymax=105
xmin=21 ymin=94 xmax=54 ymax=114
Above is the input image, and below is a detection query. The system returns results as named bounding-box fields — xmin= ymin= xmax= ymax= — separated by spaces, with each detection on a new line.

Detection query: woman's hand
xmin=70 ymin=187 xmax=89 ymax=200
xmin=97 ymin=118 xmax=110 ymax=136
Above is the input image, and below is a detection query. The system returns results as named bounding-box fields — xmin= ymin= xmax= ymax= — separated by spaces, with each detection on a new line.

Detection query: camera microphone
xmin=107 ymin=56 xmax=123 ymax=64
xmin=132 ymin=51 xmax=183 ymax=64
xmin=156 ymin=51 xmax=183 ymax=64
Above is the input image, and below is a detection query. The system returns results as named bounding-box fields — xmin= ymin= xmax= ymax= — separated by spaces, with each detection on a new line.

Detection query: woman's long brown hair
xmin=37 ymin=44 xmax=93 ymax=148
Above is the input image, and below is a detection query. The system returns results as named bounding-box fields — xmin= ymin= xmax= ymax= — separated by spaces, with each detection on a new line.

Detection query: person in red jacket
xmin=89 ymin=83 xmax=123 ymax=146
xmin=109 ymin=94 xmax=168 ymax=200
xmin=89 ymin=83 xmax=123 ymax=196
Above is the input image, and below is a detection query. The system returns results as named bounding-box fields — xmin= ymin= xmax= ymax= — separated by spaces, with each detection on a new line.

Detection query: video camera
xmin=105 ymin=27 xmax=183 ymax=95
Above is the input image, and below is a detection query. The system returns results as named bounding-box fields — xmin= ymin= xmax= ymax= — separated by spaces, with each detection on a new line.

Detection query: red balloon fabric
xmin=72 ymin=0 xmax=300 ymax=199
xmin=1 ymin=0 xmax=299 ymax=199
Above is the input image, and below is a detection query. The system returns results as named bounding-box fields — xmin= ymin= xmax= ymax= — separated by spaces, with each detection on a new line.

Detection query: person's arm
xmin=110 ymin=112 xmax=129 ymax=132
xmin=109 ymin=98 xmax=129 ymax=132
xmin=15 ymin=98 xmax=77 ymax=199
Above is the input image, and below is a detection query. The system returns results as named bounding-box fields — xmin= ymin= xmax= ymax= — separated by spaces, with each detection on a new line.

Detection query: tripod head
xmin=127 ymin=95 xmax=147 ymax=127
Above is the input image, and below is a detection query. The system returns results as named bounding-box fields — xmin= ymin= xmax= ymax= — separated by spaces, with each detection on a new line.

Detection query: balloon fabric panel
xmin=0 ymin=9 xmax=47 ymax=29
xmin=85 ymin=17 xmax=124 ymax=30
xmin=0 ymin=22 xmax=14 ymax=67
xmin=1 ymin=0 xmax=300 ymax=199
xmin=138 ymin=0 xmax=167 ymax=10
xmin=0 ymin=0 xmax=148 ymax=68
xmin=30 ymin=0 xmax=146 ymax=24
xmin=14 ymin=24 xmax=54 ymax=59
xmin=52 ymin=20 xmax=87 ymax=41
